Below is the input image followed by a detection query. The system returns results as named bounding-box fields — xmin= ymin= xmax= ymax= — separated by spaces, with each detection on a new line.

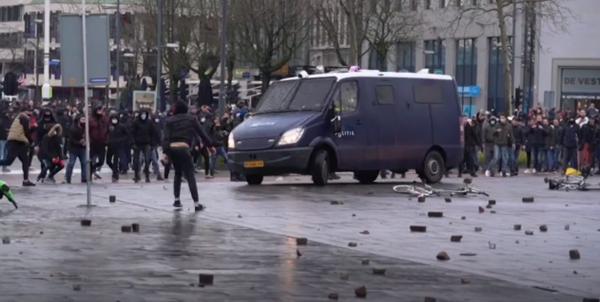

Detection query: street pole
xmin=155 ymin=0 xmax=162 ymax=111
xmin=34 ymin=19 xmax=40 ymax=102
xmin=218 ymin=0 xmax=228 ymax=116
xmin=115 ymin=0 xmax=121 ymax=107
xmin=41 ymin=0 xmax=51 ymax=100
xmin=511 ymin=0 xmax=517 ymax=114
xmin=82 ymin=0 xmax=92 ymax=207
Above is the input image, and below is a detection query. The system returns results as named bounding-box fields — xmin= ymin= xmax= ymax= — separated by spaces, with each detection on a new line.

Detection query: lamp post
xmin=33 ymin=18 xmax=43 ymax=102
xmin=115 ymin=0 xmax=121 ymax=107
xmin=41 ymin=0 xmax=52 ymax=100
xmin=155 ymin=0 xmax=163 ymax=111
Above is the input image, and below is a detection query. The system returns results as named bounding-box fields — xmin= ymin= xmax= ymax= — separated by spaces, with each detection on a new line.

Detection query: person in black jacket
xmin=163 ymin=101 xmax=214 ymax=212
xmin=463 ymin=118 xmax=481 ymax=177
xmin=65 ymin=115 xmax=88 ymax=184
xmin=208 ymin=116 xmax=230 ymax=177
xmin=0 ymin=109 xmax=11 ymax=171
xmin=562 ymin=118 xmax=579 ymax=171
xmin=132 ymin=109 xmax=158 ymax=183
xmin=578 ymin=118 xmax=595 ymax=171
xmin=36 ymin=123 xmax=64 ymax=183
xmin=529 ymin=116 xmax=546 ymax=173
xmin=106 ymin=114 xmax=130 ymax=182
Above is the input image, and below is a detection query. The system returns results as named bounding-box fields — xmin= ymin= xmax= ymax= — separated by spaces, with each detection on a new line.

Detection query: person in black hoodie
xmin=106 ymin=114 xmax=130 ymax=182
xmin=529 ymin=116 xmax=546 ymax=173
xmin=37 ymin=123 xmax=64 ymax=183
xmin=562 ymin=118 xmax=579 ymax=171
xmin=65 ymin=115 xmax=88 ymax=184
xmin=463 ymin=118 xmax=481 ymax=177
xmin=163 ymin=101 xmax=214 ymax=212
xmin=132 ymin=109 xmax=158 ymax=183
xmin=578 ymin=117 xmax=595 ymax=171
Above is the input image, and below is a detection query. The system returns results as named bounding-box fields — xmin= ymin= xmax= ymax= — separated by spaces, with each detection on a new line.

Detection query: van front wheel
xmin=311 ymin=150 xmax=329 ymax=186
xmin=354 ymin=171 xmax=379 ymax=184
xmin=419 ymin=151 xmax=445 ymax=184
xmin=246 ymin=175 xmax=264 ymax=185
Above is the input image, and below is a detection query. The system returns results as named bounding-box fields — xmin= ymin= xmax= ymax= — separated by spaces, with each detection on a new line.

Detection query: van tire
xmin=311 ymin=150 xmax=329 ymax=186
xmin=246 ymin=175 xmax=264 ymax=185
xmin=420 ymin=151 xmax=445 ymax=184
xmin=354 ymin=171 xmax=378 ymax=184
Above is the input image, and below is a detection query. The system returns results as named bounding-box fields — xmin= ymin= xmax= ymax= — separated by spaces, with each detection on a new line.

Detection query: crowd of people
xmin=0 ymin=98 xmax=250 ymax=188
xmin=461 ymin=103 xmax=600 ymax=178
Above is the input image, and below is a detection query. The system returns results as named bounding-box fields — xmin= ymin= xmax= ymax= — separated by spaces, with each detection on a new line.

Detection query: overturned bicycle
xmin=544 ymin=168 xmax=600 ymax=191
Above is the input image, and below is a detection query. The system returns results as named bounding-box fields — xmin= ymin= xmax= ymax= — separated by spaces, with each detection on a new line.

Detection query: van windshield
xmin=255 ymin=78 xmax=336 ymax=114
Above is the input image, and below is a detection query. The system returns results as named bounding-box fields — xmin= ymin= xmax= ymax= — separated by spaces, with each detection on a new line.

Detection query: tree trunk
xmin=497 ymin=2 xmax=513 ymax=115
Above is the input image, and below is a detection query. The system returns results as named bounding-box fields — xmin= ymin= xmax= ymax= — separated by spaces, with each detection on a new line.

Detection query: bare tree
xmin=231 ymin=0 xmax=309 ymax=92
xmin=445 ymin=0 xmax=571 ymax=114
xmin=365 ymin=0 xmax=421 ymax=71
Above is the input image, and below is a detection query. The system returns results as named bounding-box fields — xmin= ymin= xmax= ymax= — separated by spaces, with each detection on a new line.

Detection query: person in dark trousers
xmin=511 ymin=118 xmax=525 ymax=175
xmin=0 ymin=109 xmax=12 ymax=171
xmin=0 ymin=110 xmax=35 ymax=186
xmin=89 ymin=105 xmax=109 ymax=180
xmin=132 ymin=109 xmax=158 ymax=183
xmin=578 ymin=117 xmax=595 ymax=171
xmin=529 ymin=117 xmax=546 ymax=173
xmin=562 ymin=118 xmax=579 ymax=171
xmin=65 ymin=115 xmax=88 ymax=184
xmin=544 ymin=118 xmax=559 ymax=172
xmin=35 ymin=108 xmax=57 ymax=181
xmin=106 ymin=114 xmax=130 ymax=182
xmin=163 ymin=101 xmax=214 ymax=212
xmin=37 ymin=123 xmax=64 ymax=183
xmin=463 ymin=118 xmax=481 ymax=177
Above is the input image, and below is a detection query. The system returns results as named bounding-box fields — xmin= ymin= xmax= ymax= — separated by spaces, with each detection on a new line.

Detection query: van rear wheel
xmin=311 ymin=150 xmax=329 ymax=186
xmin=246 ymin=174 xmax=264 ymax=185
xmin=354 ymin=171 xmax=378 ymax=184
xmin=419 ymin=151 xmax=445 ymax=184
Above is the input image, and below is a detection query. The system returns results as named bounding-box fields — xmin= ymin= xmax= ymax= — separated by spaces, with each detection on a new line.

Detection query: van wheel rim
xmin=429 ymin=160 xmax=440 ymax=175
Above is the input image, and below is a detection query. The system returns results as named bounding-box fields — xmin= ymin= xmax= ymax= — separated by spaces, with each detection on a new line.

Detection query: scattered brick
xmin=539 ymin=225 xmax=548 ymax=232
xmin=296 ymin=238 xmax=308 ymax=245
xmin=80 ymin=219 xmax=92 ymax=227
xmin=199 ymin=274 xmax=214 ymax=285
xmin=460 ymin=253 xmax=477 ymax=257
xmin=461 ymin=216 xmax=466 ymax=220
xmin=565 ymin=224 xmax=570 ymax=231
xmin=514 ymin=224 xmax=522 ymax=231
xmin=522 ymin=196 xmax=534 ymax=203
xmin=463 ymin=178 xmax=472 ymax=184
xmin=328 ymin=293 xmax=339 ymax=300
xmin=237 ymin=214 xmax=242 ymax=218
xmin=424 ymin=297 xmax=437 ymax=302
xmin=354 ymin=286 xmax=367 ymax=298
xmin=109 ymin=195 xmax=116 ymax=203
xmin=352 ymin=214 xmax=356 ymax=217
xmin=131 ymin=223 xmax=140 ymax=233
xmin=340 ymin=273 xmax=350 ymax=281
xmin=436 ymin=251 xmax=450 ymax=261
xmin=569 ymin=249 xmax=581 ymax=260
xmin=582 ymin=298 xmax=599 ymax=302
xmin=450 ymin=235 xmax=463 ymax=242
xmin=428 ymin=211 xmax=443 ymax=218
xmin=121 ymin=225 xmax=132 ymax=233
xmin=490 ymin=210 xmax=496 ymax=214
xmin=373 ymin=268 xmax=386 ymax=275
xmin=488 ymin=200 xmax=496 ymax=205
xmin=296 ymin=249 xmax=302 ymax=258
xmin=418 ymin=196 xmax=426 ymax=203
xmin=72 ymin=284 xmax=81 ymax=291
xmin=348 ymin=242 xmax=358 ymax=247
xmin=486 ymin=204 xmax=493 ymax=209
xmin=461 ymin=278 xmax=471 ymax=284
xmin=478 ymin=206 xmax=485 ymax=213
xmin=474 ymin=227 xmax=482 ymax=232
xmin=361 ymin=259 xmax=370 ymax=265
xmin=410 ymin=225 xmax=427 ymax=233
xmin=2 ymin=237 xmax=10 ymax=244
xmin=330 ymin=200 xmax=341 ymax=205
xmin=445 ymin=197 xmax=452 ymax=203
xmin=525 ymin=230 xmax=534 ymax=236
xmin=360 ymin=230 xmax=370 ymax=235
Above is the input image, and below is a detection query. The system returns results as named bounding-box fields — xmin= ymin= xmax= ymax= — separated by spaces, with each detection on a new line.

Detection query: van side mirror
xmin=331 ymin=115 xmax=342 ymax=133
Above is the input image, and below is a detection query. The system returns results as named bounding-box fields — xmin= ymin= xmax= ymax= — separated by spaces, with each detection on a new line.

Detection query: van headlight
xmin=277 ymin=127 xmax=304 ymax=146
xmin=228 ymin=133 xmax=236 ymax=150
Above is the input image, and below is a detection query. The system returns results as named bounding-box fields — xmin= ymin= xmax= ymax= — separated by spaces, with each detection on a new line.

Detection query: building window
xmin=0 ymin=5 xmax=23 ymax=22
xmin=425 ymin=0 xmax=432 ymax=9
xmin=487 ymin=36 xmax=512 ymax=113
xmin=440 ymin=0 xmax=448 ymax=8
xmin=411 ymin=0 xmax=418 ymax=11
xmin=456 ymin=38 xmax=477 ymax=86
xmin=396 ymin=41 xmax=415 ymax=72
xmin=424 ymin=39 xmax=445 ymax=74
xmin=368 ymin=49 xmax=387 ymax=71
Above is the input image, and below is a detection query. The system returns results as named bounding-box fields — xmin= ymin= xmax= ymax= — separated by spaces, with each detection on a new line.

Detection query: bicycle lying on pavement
xmin=393 ymin=178 xmax=489 ymax=198
xmin=544 ymin=168 xmax=600 ymax=191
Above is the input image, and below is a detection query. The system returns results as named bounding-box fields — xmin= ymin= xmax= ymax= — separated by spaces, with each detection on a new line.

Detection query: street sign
xmin=90 ymin=77 xmax=109 ymax=85
xmin=458 ymin=85 xmax=481 ymax=98
xmin=133 ymin=90 xmax=157 ymax=112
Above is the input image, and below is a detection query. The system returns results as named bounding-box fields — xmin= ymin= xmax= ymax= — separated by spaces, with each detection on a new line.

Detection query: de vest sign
xmin=561 ymin=68 xmax=600 ymax=94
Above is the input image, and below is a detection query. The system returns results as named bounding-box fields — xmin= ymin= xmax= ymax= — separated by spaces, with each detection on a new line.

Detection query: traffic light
xmin=514 ymin=87 xmax=523 ymax=108
xmin=2 ymin=72 xmax=18 ymax=96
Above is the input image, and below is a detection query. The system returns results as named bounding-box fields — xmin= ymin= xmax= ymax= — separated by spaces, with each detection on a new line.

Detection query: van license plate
xmin=244 ymin=160 xmax=264 ymax=168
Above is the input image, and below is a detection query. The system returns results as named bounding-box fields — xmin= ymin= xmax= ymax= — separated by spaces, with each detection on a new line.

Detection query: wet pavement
xmin=1 ymin=169 xmax=599 ymax=301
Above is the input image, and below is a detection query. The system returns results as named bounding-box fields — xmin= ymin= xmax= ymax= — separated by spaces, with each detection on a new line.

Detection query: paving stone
xmin=478 ymin=206 xmax=485 ymax=213
xmin=460 ymin=253 xmax=477 ymax=257
xmin=474 ymin=227 xmax=482 ymax=232
xmin=359 ymin=230 xmax=370 ymax=235
xmin=80 ymin=219 xmax=92 ymax=227
xmin=296 ymin=237 xmax=308 ymax=245
xmin=424 ymin=297 xmax=437 ymax=302
xmin=461 ymin=216 xmax=466 ymax=220
xmin=199 ymin=274 xmax=214 ymax=285
xmin=427 ymin=211 xmax=443 ymax=218
xmin=328 ymin=293 xmax=339 ymax=300
xmin=296 ymin=249 xmax=302 ymax=257
xmin=525 ymin=230 xmax=534 ymax=236
xmin=72 ymin=284 xmax=81 ymax=291
xmin=514 ymin=224 xmax=522 ymax=231
xmin=539 ymin=225 xmax=548 ymax=232
xmin=417 ymin=196 xmax=426 ymax=203
xmin=565 ymin=224 xmax=570 ymax=231
xmin=522 ymin=196 xmax=535 ymax=203
xmin=569 ymin=249 xmax=581 ymax=260
xmin=121 ymin=225 xmax=132 ymax=233
xmin=444 ymin=197 xmax=452 ymax=203
xmin=237 ymin=214 xmax=242 ymax=218
xmin=488 ymin=199 xmax=496 ymax=205
xmin=450 ymin=235 xmax=463 ymax=242
xmin=373 ymin=268 xmax=386 ymax=275
xmin=436 ymin=251 xmax=450 ymax=261
xmin=463 ymin=178 xmax=472 ymax=184
xmin=486 ymin=204 xmax=493 ymax=209
xmin=361 ymin=259 xmax=370 ymax=265
xmin=348 ymin=242 xmax=358 ymax=247
xmin=354 ymin=286 xmax=367 ymax=298
xmin=410 ymin=225 xmax=427 ymax=233
xmin=109 ymin=195 xmax=116 ymax=203
xmin=461 ymin=278 xmax=471 ymax=284
xmin=340 ymin=273 xmax=350 ymax=281
xmin=582 ymin=298 xmax=599 ymax=302
xmin=131 ymin=223 xmax=140 ymax=233
xmin=2 ymin=236 xmax=10 ymax=244
xmin=330 ymin=200 xmax=341 ymax=205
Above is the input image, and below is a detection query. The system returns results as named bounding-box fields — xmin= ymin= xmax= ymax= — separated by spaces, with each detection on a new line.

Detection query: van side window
xmin=414 ymin=80 xmax=444 ymax=104
xmin=375 ymin=85 xmax=394 ymax=104
xmin=339 ymin=81 xmax=358 ymax=113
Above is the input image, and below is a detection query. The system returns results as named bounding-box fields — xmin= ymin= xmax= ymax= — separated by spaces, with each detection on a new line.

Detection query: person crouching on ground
xmin=37 ymin=124 xmax=64 ymax=183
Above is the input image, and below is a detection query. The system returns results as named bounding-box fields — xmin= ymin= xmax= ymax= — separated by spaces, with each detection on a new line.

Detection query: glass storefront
xmin=559 ymin=67 xmax=600 ymax=113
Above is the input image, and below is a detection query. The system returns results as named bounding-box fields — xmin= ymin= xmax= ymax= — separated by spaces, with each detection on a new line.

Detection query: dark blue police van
xmin=228 ymin=69 xmax=463 ymax=185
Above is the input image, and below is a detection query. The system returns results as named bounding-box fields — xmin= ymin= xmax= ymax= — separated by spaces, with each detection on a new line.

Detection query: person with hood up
xmin=0 ymin=108 xmax=36 ymax=186
xmin=89 ymin=104 xmax=109 ymax=180
xmin=132 ymin=109 xmax=158 ymax=183
xmin=561 ymin=117 xmax=579 ymax=171
xmin=163 ymin=101 xmax=214 ymax=212
xmin=36 ymin=123 xmax=64 ymax=183
xmin=106 ymin=114 xmax=131 ymax=182
xmin=65 ymin=115 xmax=88 ymax=184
